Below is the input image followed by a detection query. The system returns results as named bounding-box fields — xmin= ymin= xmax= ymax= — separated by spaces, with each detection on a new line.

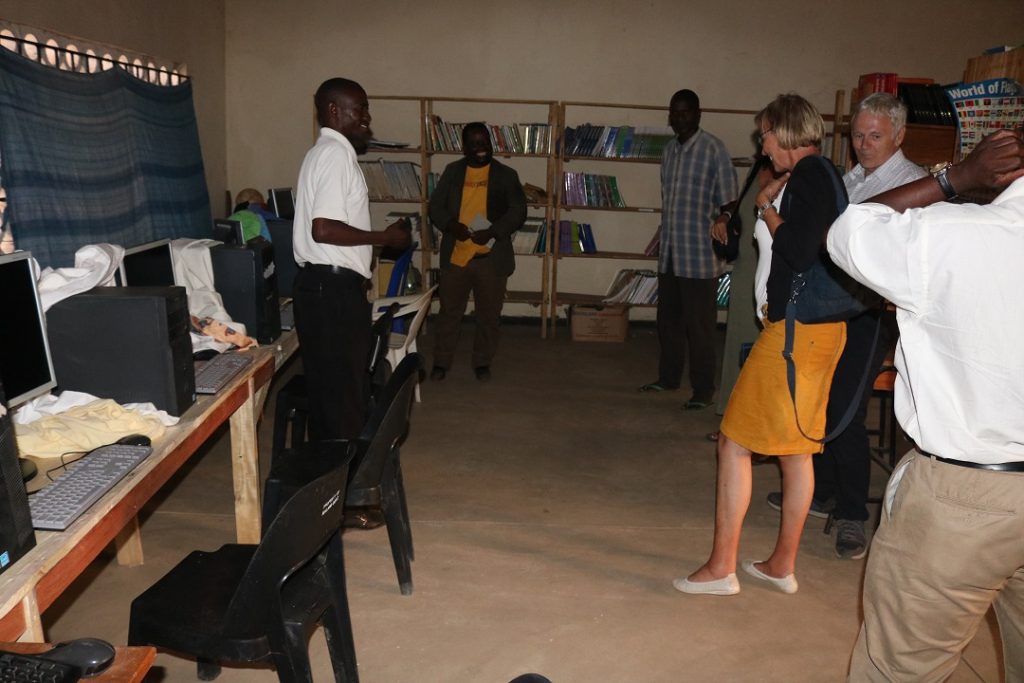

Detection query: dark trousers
xmin=433 ymin=257 xmax=507 ymax=370
xmin=292 ymin=265 xmax=371 ymax=441
xmin=655 ymin=271 xmax=718 ymax=400
xmin=814 ymin=308 xmax=894 ymax=521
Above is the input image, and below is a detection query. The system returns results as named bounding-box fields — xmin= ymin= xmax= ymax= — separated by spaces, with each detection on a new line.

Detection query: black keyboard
xmin=193 ymin=352 xmax=254 ymax=394
xmin=0 ymin=650 xmax=79 ymax=682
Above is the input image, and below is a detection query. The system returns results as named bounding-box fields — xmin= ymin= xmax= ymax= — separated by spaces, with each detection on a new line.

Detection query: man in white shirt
xmin=293 ymin=77 xmax=411 ymax=440
xmin=827 ymin=130 xmax=1024 ymax=681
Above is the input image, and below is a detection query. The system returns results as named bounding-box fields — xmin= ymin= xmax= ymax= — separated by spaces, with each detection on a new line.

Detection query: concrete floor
xmin=43 ymin=321 xmax=1004 ymax=682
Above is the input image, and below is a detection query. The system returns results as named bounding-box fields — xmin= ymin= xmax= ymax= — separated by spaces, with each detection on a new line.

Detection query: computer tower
xmin=46 ymin=287 xmax=196 ymax=416
xmin=0 ymin=381 xmax=37 ymax=574
xmin=210 ymin=237 xmax=281 ymax=344
xmin=266 ymin=219 xmax=298 ymax=298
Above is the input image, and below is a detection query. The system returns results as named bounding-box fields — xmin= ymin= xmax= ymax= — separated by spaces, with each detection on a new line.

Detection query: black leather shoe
xmin=430 ymin=366 xmax=446 ymax=381
xmin=474 ymin=366 xmax=491 ymax=381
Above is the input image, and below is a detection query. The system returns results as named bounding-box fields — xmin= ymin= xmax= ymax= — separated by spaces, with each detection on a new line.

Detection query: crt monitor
xmin=118 ymin=239 xmax=176 ymax=287
xmin=268 ymin=188 xmax=295 ymax=220
xmin=0 ymin=251 xmax=57 ymax=408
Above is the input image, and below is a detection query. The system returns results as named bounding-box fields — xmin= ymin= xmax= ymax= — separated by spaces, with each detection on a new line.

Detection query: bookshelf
xmin=550 ymin=100 xmax=760 ymax=334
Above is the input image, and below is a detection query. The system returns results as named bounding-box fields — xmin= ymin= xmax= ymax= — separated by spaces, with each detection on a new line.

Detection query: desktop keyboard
xmin=29 ymin=444 xmax=153 ymax=531
xmin=0 ymin=650 xmax=79 ymax=682
xmin=194 ymin=352 xmax=254 ymax=394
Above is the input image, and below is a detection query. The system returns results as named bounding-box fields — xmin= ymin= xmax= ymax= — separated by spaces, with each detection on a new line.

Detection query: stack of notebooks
xmin=557 ymin=220 xmax=597 ymax=255
xmin=512 ymin=218 xmax=547 ymax=255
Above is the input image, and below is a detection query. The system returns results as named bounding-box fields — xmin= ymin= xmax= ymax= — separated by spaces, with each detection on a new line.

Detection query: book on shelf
xmin=426 ymin=114 xmax=551 ymax=154
xmin=556 ymin=220 xmax=597 ymax=255
xmin=513 ymin=217 xmax=546 ymax=254
xmin=359 ymin=159 xmax=422 ymax=200
xmin=603 ymin=268 xmax=658 ymax=305
xmin=897 ymin=82 xmax=957 ymax=126
xmin=644 ymin=227 xmax=660 ymax=256
xmin=562 ymin=172 xmax=626 ymax=208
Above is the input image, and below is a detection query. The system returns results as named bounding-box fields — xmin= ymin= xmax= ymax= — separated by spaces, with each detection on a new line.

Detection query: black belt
xmin=924 ymin=452 xmax=1024 ymax=472
xmin=302 ymin=263 xmax=366 ymax=281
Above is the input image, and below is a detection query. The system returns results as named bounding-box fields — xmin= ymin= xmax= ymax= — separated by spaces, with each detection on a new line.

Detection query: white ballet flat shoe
xmin=672 ymin=573 xmax=740 ymax=596
xmin=741 ymin=559 xmax=798 ymax=594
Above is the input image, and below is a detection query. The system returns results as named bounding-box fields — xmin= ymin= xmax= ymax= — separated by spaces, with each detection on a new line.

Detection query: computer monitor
xmin=268 ymin=188 xmax=295 ymax=220
xmin=118 ymin=239 xmax=176 ymax=287
xmin=0 ymin=252 xmax=57 ymax=408
xmin=212 ymin=218 xmax=245 ymax=246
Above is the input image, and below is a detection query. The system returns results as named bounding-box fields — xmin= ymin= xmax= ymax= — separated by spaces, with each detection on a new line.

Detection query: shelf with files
xmin=421 ymin=96 xmax=559 ymax=336
xmin=552 ymin=100 xmax=761 ymax=335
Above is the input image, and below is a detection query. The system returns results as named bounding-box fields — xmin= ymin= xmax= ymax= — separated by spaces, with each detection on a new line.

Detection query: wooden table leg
xmin=113 ymin=517 xmax=144 ymax=567
xmin=18 ymin=592 xmax=43 ymax=642
xmin=230 ymin=378 xmax=262 ymax=544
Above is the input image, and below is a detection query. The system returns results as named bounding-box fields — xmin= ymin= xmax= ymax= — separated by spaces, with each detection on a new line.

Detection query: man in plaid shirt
xmin=642 ymin=89 xmax=737 ymax=409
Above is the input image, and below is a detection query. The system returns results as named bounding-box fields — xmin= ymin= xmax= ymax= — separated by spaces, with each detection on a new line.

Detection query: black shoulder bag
xmin=783 ymin=155 xmax=881 ymax=443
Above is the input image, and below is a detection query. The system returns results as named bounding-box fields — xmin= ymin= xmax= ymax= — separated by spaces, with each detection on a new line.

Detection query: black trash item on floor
xmin=264 ymin=353 xmax=421 ymax=596
xmin=128 ymin=463 xmax=358 ymax=683
xmin=272 ymin=302 xmax=399 ymax=460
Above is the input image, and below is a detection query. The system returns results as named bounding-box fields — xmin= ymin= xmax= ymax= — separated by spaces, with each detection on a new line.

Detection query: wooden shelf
xmin=560 ymin=205 xmax=660 ymax=213
xmin=555 ymin=251 xmax=655 ymax=261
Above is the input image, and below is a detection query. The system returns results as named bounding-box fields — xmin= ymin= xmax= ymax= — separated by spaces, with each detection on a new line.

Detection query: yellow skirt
xmin=720 ymin=317 xmax=846 ymax=455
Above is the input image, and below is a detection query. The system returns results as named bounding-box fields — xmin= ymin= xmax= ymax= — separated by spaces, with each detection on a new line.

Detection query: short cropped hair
xmin=755 ymin=93 xmax=825 ymax=150
xmin=313 ymin=77 xmax=363 ymax=126
xmin=854 ymin=92 xmax=908 ymax=135
xmin=461 ymin=121 xmax=490 ymax=144
xmin=670 ymin=89 xmax=700 ymax=109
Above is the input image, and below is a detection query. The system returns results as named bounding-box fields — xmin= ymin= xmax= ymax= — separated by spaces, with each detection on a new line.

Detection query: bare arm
xmin=866 ymin=130 xmax=1024 ymax=211
xmin=311 ymin=216 xmax=412 ymax=250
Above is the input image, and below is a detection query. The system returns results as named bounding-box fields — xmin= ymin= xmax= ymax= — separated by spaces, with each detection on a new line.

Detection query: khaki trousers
xmin=849 ymin=449 xmax=1024 ymax=682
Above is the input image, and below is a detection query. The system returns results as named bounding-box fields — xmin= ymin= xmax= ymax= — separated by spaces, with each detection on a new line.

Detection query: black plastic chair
xmin=263 ymin=353 xmax=421 ymax=595
xmin=272 ymin=302 xmax=399 ymax=460
xmin=128 ymin=463 xmax=358 ymax=682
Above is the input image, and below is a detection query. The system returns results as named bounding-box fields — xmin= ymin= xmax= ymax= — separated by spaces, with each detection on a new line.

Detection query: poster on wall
xmin=945 ymin=78 xmax=1024 ymax=158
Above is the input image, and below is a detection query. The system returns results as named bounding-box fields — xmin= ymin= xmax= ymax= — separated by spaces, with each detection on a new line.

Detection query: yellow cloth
xmin=15 ymin=399 xmax=166 ymax=459
xmin=720 ymin=318 xmax=846 ymax=455
xmin=450 ymin=165 xmax=491 ymax=267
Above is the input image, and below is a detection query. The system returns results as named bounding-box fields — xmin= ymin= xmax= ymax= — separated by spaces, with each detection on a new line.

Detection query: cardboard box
xmin=570 ymin=304 xmax=628 ymax=342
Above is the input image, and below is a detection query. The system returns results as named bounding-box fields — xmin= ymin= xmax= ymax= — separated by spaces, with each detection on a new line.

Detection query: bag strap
xmin=783 ymin=302 xmax=882 ymax=443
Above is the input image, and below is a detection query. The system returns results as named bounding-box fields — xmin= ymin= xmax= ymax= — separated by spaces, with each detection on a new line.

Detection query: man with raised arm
xmin=826 ymin=129 xmax=1024 ymax=681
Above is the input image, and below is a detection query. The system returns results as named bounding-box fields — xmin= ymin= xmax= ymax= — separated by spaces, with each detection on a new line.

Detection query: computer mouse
xmin=116 ymin=433 xmax=152 ymax=447
xmin=193 ymin=348 xmax=220 ymax=361
xmin=43 ymin=637 xmax=116 ymax=676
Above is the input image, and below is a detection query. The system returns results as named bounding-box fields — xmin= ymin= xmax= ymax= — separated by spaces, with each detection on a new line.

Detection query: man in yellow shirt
xmin=428 ymin=122 xmax=527 ymax=381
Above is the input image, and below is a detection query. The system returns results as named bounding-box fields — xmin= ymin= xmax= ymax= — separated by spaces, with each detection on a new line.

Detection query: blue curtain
xmin=0 ymin=47 xmax=210 ymax=268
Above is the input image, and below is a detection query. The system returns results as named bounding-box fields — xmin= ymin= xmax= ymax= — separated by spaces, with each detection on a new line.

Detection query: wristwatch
xmin=931 ymin=162 xmax=958 ymax=200
xmin=756 ymin=200 xmax=774 ymax=221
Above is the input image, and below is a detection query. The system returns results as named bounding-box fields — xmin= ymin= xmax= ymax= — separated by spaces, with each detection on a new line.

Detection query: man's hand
xmin=382 ymin=217 xmax=413 ymax=249
xmin=710 ymin=215 xmax=729 ymax=244
xmin=451 ymin=221 xmax=472 ymax=241
xmin=470 ymin=228 xmax=494 ymax=245
xmin=949 ymin=129 xmax=1024 ymax=194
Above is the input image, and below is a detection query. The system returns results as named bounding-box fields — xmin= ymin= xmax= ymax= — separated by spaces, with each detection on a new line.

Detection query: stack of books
xmin=512 ymin=218 xmax=547 ymax=254
xmin=425 ymin=115 xmax=551 ymax=154
xmin=360 ymin=160 xmax=422 ymax=200
xmin=603 ymin=269 xmax=658 ymax=305
xmin=557 ymin=220 xmax=597 ymax=255
xmin=562 ymin=172 xmax=625 ymax=208
xmin=562 ymin=125 xmax=675 ymax=160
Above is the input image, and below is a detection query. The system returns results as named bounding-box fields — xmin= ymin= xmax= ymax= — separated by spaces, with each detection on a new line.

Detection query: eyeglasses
xmin=757 ymin=128 xmax=774 ymax=145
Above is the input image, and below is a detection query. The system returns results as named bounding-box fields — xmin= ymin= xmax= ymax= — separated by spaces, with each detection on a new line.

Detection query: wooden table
xmin=0 ymin=330 xmax=299 ymax=642
xmin=0 ymin=642 xmax=156 ymax=682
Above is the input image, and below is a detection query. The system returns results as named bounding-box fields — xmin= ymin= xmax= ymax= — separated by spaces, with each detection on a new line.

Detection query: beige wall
xmin=224 ymin=0 xmax=1024 ymax=191
xmin=2 ymin=0 xmax=227 ymax=216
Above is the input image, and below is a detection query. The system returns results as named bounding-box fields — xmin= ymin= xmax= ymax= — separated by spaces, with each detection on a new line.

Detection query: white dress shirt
xmin=842 ymin=149 xmax=927 ymax=204
xmin=827 ymin=176 xmax=1024 ymax=464
xmin=293 ymin=127 xmax=373 ymax=278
